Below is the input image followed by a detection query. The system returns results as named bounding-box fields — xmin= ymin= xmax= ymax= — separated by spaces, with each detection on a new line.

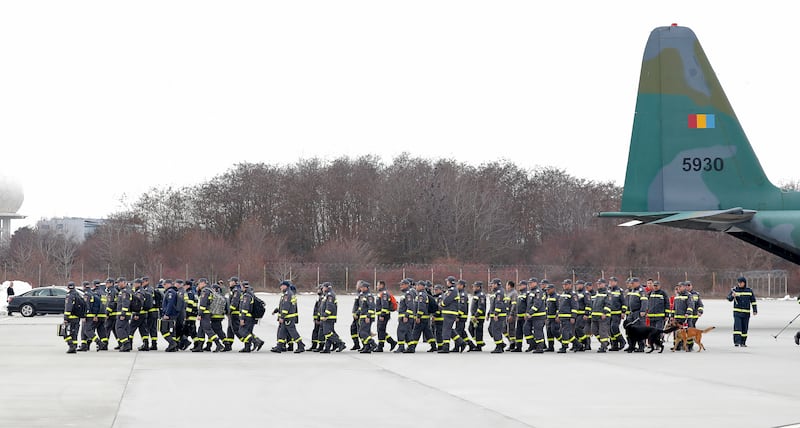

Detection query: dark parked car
xmin=7 ymin=286 xmax=83 ymax=317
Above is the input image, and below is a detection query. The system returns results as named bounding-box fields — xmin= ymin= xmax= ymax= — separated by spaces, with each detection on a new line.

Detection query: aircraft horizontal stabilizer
xmin=598 ymin=208 xmax=755 ymax=231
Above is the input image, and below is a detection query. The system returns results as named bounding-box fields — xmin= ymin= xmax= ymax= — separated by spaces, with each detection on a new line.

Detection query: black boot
xmin=213 ymin=340 xmax=224 ymax=353
xmin=271 ymin=343 xmax=286 ymax=353
xmin=491 ymin=344 xmax=504 ymax=353
xmin=387 ymin=337 xmax=397 ymax=351
xmin=359 ymin=342 xmax=372 ymax=354
xmin=374 ymin=342 xmax=384 ymax=353
xmin=393 ymin=344 xmax=406 ymax=353
xmin=350 ymin=340 xmax=360 ymax=351
xmin=287 ymin=342 xmax=294 ymax=352
xmin=320 ymin=341 xmax=332 ymax=354
xmin=467 ymin=342 xmax=478 ymax=352
xmin=795 ymin=331 xmax=800 ymax=345
xmin=150 ymin=341 xmax=158 ymax=351
xmin=204 ymin=342 xmax=212 ymax=352
xmin=437 ymin=343 xmax=450 ymax=354
xmin=404 ymin=345 xmax=416 ymax=353
xmin=309 ymin=342 xmax=318 ymax=352
xmin=572 ymin=342 xmax=584 ymax=352
xmin=239 ymin=342 xmax=252 ymax=353
xmin=254 ymin=338 xmax=265 ymax=352
xmin=191 ymin=342 xmax=204 ymax=352
xmin=78 ymin=343 xmax=89 ymax=352
xmin=224 ymin=342 xmax=232 ymax=352
xmin=165 ymin=342 xmax=178 ymax=352
xmin=138 ymin=340 xmax=150 ymax=351
xmin=120 ymin=342 xmax=132 ymax=352
xmin=336 ymin=340 xmax=347 ymax=352
xmin=531 ymin=343 xmax=544 ymax=354
xmin=427 ymin=343 xmax=438 ymax=353
xmin=597 ymin=342 xmax=608 ymax=353
xmin=557 ymin=345 xmax=567 ymax=353
xmin=510 ymin=342 xmax=522 ymax=353
xmin=545 ymin=342 xmax=555 ymax=352
xmin=583 ymin=338 xmax=592 ymax=351
xmin=294 ymin=341 xmax=306 ymax=353
xmin=66 ymin=343 xmax=77 ymax=354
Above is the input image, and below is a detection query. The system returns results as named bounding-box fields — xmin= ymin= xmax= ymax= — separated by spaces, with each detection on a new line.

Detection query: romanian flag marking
xmin=688 ymin=114 xmax=715 ymax=129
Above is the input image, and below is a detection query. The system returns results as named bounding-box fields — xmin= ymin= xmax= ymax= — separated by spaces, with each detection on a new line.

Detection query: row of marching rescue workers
xmin=60 ymin=274 xmax=758 ymax=354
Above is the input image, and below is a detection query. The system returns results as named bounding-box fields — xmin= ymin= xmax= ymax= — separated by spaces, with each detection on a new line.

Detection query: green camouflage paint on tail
xmin=622 ymin=25 xmax=792 ymax=212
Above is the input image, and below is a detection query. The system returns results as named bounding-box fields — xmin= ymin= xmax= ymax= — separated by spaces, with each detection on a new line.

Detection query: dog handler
xmin=726 ymin=277 xmax=757 ymax=347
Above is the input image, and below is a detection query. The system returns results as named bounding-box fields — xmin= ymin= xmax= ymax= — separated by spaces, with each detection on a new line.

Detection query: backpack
xmin=72 ymin=293 xmax=87 ymax=317
xmin=388 ymin=292 xmax=398 ymax=312
xmin=129 ymin=293 xmax=143 ymax=313
xmin=209 ymin=291 xmax=228 ymax=315
xmin=426 ymin=291 xmax=438 ymax=314
xmin=251 ymin=295 xmax=266 ymax=319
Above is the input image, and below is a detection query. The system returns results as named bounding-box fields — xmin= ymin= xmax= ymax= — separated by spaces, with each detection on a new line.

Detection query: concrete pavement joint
xmin=346 ymin=352 xmax=536 ymax=428
xmin=110 ymin=350 xmax=140 ymax=428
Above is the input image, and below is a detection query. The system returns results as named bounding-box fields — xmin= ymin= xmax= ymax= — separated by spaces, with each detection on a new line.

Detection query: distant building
xmin=36 ymin=217 xmax=105 ymax=243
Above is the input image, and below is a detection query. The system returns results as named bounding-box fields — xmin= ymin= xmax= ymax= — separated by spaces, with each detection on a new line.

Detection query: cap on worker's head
xmin=92 ymin=279 xmax=101 ymax=285
xmin=609 ymin=276 xmax=618 ymax=282
xmin=545 ymin=283 xmax=555 ymax=289
xmin=653 ymin=281 xmax=661 ymax=286
xmin=400 ymin=278 xmax=413 ymax=285
xmin=491 ymin=278 xmax=502 ymax=285
xmin=116 ymin=276 xmax=126 ymax=284
xmin=361 ymin=281 xmax=371 ymax=288
xmin=685 ymin=280 xmax=693 ymax=286
xmin=67 ymin=281 xmax=76 ymax=289
xmin=473 ymin=281 xmax=483 ymax=287
xmin=133 ymin=278 xmax=143 ymax=284
xmin=597 ymin=278 xmax=608 ymax=285
xmin=243 ymin=281 xmax=251 ymax=288
xmin=164 ymin=279 xmax=173 ymax=284
xmin=562 ymin=279 xmax=572 ymax=285
xmin=446 ymin=276 xmax=456 ymax=284
xmin=229 ymin=276 xmax=239 ymax=283
xmin=737 ymin=276 xmax=747 ymax=284
xmin=528 ymin=277 xmax=539 ymax=283
xmin=434 ymin=284 xmax=444 ymax=290
xmin=457 ymin=279 xmax=466 ymax=286
xmin=519 ymin=280 xmax=528 ymax=286
xmin=198 ymin=278 xmax=208 ymax=284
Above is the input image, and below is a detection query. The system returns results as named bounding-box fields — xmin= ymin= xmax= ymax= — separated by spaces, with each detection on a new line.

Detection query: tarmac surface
xmin=1 ymin=294 xmax=798 ymax=428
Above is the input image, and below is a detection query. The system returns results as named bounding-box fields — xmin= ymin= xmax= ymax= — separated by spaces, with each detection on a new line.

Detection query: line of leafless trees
xmin=2 ymin=155 xmax=798 ymax=294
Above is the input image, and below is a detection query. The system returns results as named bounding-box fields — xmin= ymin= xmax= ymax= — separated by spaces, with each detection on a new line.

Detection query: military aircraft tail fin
xmin=619 ymin=24 xmax=782 ymax=213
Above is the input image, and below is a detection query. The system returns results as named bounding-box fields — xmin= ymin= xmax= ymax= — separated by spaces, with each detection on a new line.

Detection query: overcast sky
xmin=1 ymin=1 xmax=797 ymax=232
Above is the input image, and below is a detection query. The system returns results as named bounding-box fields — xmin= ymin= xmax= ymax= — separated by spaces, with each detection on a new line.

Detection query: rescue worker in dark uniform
xmin=238 ymin=281 xmax=265 ymax=353
xmin=727 ymin=277 xmax=757 ymax=347
xmin=142 ymin=277 xmax=159 ymax=351
xmin=375 ymin=280 xmax=398 ymax=352
xmin=504 ymin=280 xmax=518 ymax=350
xmin=544 ymin=281 xmax=559 ymax=352
xmin=355 ymin=280 xmax=377 ymax=353
xmin=225 ymin=277 xmax=243 ymax=351
xmin=455 ymin=279 xmax=470 ymax=352
xmin=468 ymin=281 xmax=487 ymax=351
xmin=624 ymin=277 xmax=648 ymax=352
xmin=394 ymin=278 xmax=414 ymax=353
xmin=672 ymin=281 xmax=692 ymax=350
xmin=686 ymin=280 xmax=704 ymax=350
xmin=319 ymin=281 xmax=346 ymax=353
xmin=206 ymin=281 xmax=228 ymax=351
xmin=174 ymin=279 xmax=189 ymax=350
xmin=79 ymin=281 xmax=99 ymax=352
xmin=194 ymin=278 xmax=225 ymax=352
xmin=160 ymin=279 xmax=180 ymax=352
xmin=590 ymin=278 xmax=611 ymax=353
xmin=272 ymin=280 xmax=305 ymax=353
xmin=524 ymin=278 xmax=546 ymax=353
xmin=115 ymin=278 xmax=133 ymax=352
xmin=63 ymin=281 xmax=81 ymax=354
xmin=512 ymin=280 xmax=529 ymax=352
xmin=182 ymin=280 xmax=200 ymax=350
xmin=556 ymin=279 xmax=581 ymax=353
xmin=607 ymin=276 xmax=626 ymax=351
xmin=431 ymin=284 xmax=444 ymax=351
xmin=406 ymin=280 xmax=435 ymax=353
xmin=92 ymin=280 xmax=109 ymax=351
xmin=647 ymin=281 xmax=668 ymax=331
xmin=439 ymin=277 xmax=466 ymax=353
xmin=578 ymin=280 xmax=594 ymax=350
xmin=349 ymin=287 xmax=361 ymax=351
xmin=488 ymin=278 xmax=508 ymax=353
xmin=311 ymin=284 xmax=325 ymax=352
xmin=103 ymin=278 xmax=119 ymax=349
xmin=128 ymin=278 xmax=150 ymax=351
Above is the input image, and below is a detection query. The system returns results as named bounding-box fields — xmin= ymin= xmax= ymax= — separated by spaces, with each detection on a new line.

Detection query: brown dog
xmin=667 ymin=319 xmax=715 ymax=352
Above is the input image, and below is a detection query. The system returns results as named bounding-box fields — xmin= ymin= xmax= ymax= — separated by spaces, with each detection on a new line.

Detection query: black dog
xmin=623 ymin=321 xmax=680 ymax=353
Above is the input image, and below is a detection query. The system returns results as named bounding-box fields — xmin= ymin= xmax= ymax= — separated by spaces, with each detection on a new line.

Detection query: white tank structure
xmin=0 ymin=172 xmax=25 ymax=242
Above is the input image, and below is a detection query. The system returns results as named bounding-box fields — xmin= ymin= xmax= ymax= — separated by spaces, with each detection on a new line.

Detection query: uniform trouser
xmin=278 ymin=318 xmax=301 ymax=344
xmin=396 ymin=317 xmax=412 ymax=346
xmin=489 ymin=316 xmax=507 ymax=345
xmin=590 ymin=316 xmax=610 ymax=345
xmin=322 ymin=319 xmax=342 ymax=346
xmin=411 ymin=318 xmax=434 ymax=346
xmin=198 ymin=315 xmax=221 ymax=342
xmin=648 ymin=316 xmax=665 ymax=331
xmin=377 ymin=314 xmax=393 ymax=344
xmin=527 ymin=317 xmax=545 ymax=346
xmin=574 ymin=316 xmax=587 ymax=343
xmin=94 ymin=315 xmax=108 ymax=344
xmin=129 ymin=313 xmax=146 ymax=342
xmin=104 ymin=314 xmax=117 ymax=342
xmin=182 ymin=319 xmax=198 ymax=343
xmin=226 ymin=314 xmax=241 ymax=344
xmin=557 ymin=317 xmax=574 ymax=345
xmin=211 ymin=317 xmax=226 ymax=342
xmin=469 ymin=319 xmax=485 ymax=346
xmin=733 ymin=313 xmax=750 ymax=345
xmin=456 ymin=318 xmax=468 ymax=344
xmin=81 ymin=318 xmax=97 ymax=345
xmin=312 ymin=320 xmax=322 ymax=345
xmin=546 ymin=318 xmax=560 ymax=347
xmin=238 ymin=317 xmax=259 ymax=343
xmin=442 ymin=314 xmax=464 ymax=344
xmin=350 ymin=318 xmax=359 ymax=343
xmin=610 ymin=314 xmax=623 ymax=343
xmin=65 ymin=319 xmax=80 ymax=346
xmin=504 ymin=316 xmax=515 ymax=340
xmin=358 ymin=318 xmax=374 ymax=345
xmin=514 ymin=317 xmax=526 ymax=344
xmin=115 ymin=315 xmax=130 ymax=344
xmin=160 ymin=318 xmax=178 ymax=346
xmin=147 ymin=311 xmax=159 ymax=344
xmin=433 ymin=319 xmax=443 ymax=345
